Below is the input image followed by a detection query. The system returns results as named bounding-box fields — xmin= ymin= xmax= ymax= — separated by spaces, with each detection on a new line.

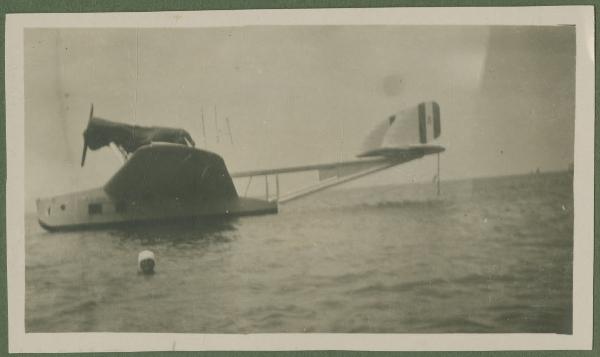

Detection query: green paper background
xmin=0 ymin=0 xmax=596 ymax=355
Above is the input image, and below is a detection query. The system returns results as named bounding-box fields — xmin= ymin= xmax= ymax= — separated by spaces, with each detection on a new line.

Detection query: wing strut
xmin=277 ymin=161 xmax=397 ymax=203
xmin=275 ymin=174 xmax=280 ymax=201
xmin=265 ymin=176 xmax=269 ymax=201
xmin=244 ymin=176 xmax=253 ymax=197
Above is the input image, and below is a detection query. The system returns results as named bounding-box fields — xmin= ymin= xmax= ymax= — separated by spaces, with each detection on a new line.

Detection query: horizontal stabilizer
xmin=358 ymin=145 xmax=445 ymax=158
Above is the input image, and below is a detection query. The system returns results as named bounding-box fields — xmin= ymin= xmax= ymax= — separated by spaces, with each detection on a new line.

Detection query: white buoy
xmin=138 ymin=250 xmax=156 ymax=274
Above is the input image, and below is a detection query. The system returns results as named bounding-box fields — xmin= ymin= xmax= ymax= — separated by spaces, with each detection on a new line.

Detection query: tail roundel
xmin=358 ymin=101 xmax=443 ymax=158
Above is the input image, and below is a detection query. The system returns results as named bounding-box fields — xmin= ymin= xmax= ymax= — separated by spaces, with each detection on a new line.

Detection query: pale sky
xmin=24 ymin=26 xmax=575 ymax=208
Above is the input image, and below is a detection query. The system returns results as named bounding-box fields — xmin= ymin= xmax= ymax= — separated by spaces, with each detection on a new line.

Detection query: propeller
xmin=81 ymin=103 xmax=93 ymax=167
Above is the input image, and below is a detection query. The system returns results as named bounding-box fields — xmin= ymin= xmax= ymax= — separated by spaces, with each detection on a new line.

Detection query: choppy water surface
xmin=26 ymin=172 xmax=573 ymax=333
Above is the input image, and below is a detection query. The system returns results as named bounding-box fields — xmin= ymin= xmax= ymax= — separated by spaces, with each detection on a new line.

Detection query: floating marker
xmin=138 ymin=250 xmax=156 ymax=274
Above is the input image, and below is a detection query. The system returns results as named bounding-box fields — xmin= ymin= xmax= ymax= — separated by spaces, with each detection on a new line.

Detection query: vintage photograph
xmin=6 ymin=6 xmax=594 ymax=353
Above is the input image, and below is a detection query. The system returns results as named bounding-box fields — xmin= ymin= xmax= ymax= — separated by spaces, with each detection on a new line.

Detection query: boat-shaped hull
xmin=36 ymin=188 xmax=277 ymax=232
xmin=38 ymin=143 xmax=277 ymax=231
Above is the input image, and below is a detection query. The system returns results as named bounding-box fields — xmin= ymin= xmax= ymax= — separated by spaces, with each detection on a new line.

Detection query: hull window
xmin=88 ymin=203 xmax=103 ymax=215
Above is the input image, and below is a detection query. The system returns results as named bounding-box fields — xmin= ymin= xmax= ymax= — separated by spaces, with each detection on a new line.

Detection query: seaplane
xmin=36 ymin=101 xmax=444 ymax=231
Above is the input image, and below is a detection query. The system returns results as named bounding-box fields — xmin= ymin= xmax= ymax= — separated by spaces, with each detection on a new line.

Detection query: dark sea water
xmin=25 ymin=172 xmax=573 ymax=333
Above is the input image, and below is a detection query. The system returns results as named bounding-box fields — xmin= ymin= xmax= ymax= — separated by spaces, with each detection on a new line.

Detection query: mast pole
xmin=437 ymin=153 xmax=441 ymax=196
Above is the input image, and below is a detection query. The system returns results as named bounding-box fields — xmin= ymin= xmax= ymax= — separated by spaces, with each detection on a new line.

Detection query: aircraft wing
xmin=230 ymin=146 xmax=442 ymax=203
xmin=104 ymin=143 xmax=238 ymax=201
xmin=230 ymin=145 xmax=444 ymax=179
xmin=231 ymin=157 xmax=390 ymax=178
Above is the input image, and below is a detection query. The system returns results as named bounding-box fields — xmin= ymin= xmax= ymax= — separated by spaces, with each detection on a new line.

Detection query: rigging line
xmin=201 ymin=105 xmax=208 ymax=149
xmin=225 ymin=117 xmax=234 ymax=144
xmin=214 ymin=105 xmax=219 ymax=143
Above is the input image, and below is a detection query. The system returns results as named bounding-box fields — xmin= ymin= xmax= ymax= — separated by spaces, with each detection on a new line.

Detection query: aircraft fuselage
xmin=36 ymin=188 xmax=277 ymax=231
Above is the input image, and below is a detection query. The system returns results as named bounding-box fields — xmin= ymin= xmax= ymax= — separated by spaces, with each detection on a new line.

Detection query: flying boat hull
xmin=37 ymin=143 xmax=278 ymax=231
xmin=36 ymin=188 xmax=277 ymax=231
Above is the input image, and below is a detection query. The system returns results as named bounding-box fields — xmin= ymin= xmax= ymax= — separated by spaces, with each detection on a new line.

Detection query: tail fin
xmin=358 ymin=101 xmax=441 ymax=157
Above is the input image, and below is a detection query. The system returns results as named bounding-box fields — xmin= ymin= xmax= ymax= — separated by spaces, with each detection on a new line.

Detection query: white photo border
xmin=5 ymin=6 xmax=595 ymax=352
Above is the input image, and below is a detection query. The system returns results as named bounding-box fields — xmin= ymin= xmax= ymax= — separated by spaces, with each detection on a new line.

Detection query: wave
xmin=312 ymin=199 xmax=452 ymax=215
xmin=351 ymin=278 xmax=448 ymax=295
xmin=351 ymin=272 xmax=517 ymax=297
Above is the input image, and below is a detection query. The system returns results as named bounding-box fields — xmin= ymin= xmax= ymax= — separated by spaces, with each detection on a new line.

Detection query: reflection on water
xmin=26 ymin=172 xmax=573 ymax=333
xmin=109 ymin=217 xmax=239 ymax=245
